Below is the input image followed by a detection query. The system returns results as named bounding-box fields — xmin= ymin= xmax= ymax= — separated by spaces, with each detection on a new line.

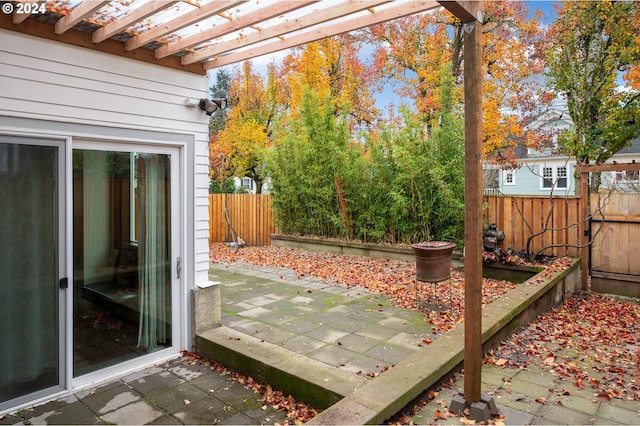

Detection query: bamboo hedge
xmin=266 ymin=86 xmax=465 ymax=245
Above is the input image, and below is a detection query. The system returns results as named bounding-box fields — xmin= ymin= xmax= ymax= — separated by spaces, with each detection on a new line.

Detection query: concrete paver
xmin=411 ymin=357 xmax=640 ymax=425
xmin=3 ymin=261 xmax=636 ymax=425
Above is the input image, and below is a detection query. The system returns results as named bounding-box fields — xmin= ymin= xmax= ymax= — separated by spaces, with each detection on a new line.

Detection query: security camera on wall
xmin=198 ymin=98 xmax=227 ymax=116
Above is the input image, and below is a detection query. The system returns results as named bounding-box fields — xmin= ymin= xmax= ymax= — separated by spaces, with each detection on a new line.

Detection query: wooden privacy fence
xmin=209 ymin=194 xmax=277 ymax=246
xmin=483 ymin=195 xmax=582 ymax=257
xmin=209 ymin=194 xmax=585 ymax=256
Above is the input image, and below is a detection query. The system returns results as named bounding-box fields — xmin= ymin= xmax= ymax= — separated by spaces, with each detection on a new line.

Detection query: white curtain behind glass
xmin=136 ymin=154 xmax=170 ymax=351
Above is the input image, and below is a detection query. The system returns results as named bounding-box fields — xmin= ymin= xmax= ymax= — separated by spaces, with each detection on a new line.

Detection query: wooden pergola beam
xmin=181 ymin=0 xmax=389 ymax=64
xmin=12 ymin=1 xmax=40 ymax=24
xmin=0 ymin=12 xmax=205 ymax=74
xmin=54 ymin=1 xmax=109 ymax=35
xmin=202 ymin=0 xmax=439 ymax=70
xmin=156 ymin=0 xmax=319 ymax=59
xmin=438 ymin=1 xmax=481 ymax=23
xmin=92 ymin=0 xmax=179 ymax=44
xmin=124 ymin=0 xmax=246 ymax=51
xmin=575 ymin=161 xmax=640 ymax=173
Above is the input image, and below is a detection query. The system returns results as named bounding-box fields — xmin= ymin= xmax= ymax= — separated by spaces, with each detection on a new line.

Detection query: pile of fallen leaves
xmin=180 ymin=351 xmax=318 ymax=424
xmin=210 ymin=243 xmax=571 ymax=333
xmin=485 ymin=292 xmax=640 ymax=401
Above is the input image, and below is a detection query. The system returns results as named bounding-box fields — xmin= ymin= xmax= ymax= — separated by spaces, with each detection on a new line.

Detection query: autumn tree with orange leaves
xmin=366 ymin=0 xmax=550 ymax=165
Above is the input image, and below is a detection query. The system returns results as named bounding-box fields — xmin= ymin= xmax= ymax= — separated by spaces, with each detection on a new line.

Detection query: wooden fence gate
xmin=589 ymin=192 xmax=640 ymax=297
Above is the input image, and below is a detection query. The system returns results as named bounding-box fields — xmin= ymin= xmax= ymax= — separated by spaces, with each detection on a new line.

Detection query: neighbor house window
xmin=542 ymin=167 xmax=553 ymax=188
xmin=241 ymin=177 xmax=254 ymax=191
xmin=540 ymin=165 xmax=569 ymax=190
xmin=557 ymin=166 xmax=567 ymax=188
xmin=503 ymin=170 xmax=515 ymax=185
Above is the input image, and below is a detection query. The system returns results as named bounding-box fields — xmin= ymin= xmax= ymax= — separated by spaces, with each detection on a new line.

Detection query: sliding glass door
xmin=0 ymin=137 xmax=65 ymax=409
xmin=73 ymin=148 xmax=179 ymax=377
xmin=0 ymin=137 xmax=181 ymax=411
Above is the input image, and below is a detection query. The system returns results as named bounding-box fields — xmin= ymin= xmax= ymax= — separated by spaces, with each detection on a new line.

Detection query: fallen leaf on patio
xmin=184 ymin=399 xmax=191 ymax=405
xmin=595 ymin=391 xmax=612 ymax=401
xmin=495 ymin=358 xmax=508 ymax=366
xmin=460 ymin=416 xmax=476 ymax=425
xmin=433 ymin=409 xmax=448 ymax=420
xmin=261 ymin=404 xmax=268 ymax=410
xmin=535 ymin=397 xmax=547 ymax=404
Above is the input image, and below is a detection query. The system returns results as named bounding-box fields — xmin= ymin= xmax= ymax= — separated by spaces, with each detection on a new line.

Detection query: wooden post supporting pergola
xmin=574 ymin=161 xmax=640 ymax=290
xmin=438 ymin=1 xmax=491 ymax=417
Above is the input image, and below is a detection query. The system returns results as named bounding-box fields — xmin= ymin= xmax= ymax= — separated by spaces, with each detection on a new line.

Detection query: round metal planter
xmin=411 ymin=241 xmax=456 ymax=282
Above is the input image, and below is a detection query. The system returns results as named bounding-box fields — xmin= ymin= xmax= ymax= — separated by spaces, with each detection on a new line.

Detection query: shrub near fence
xmin=209 ymin=193 xmax=583 ymax=256
xmin=209 ymin=194 xmax=277 ymax=246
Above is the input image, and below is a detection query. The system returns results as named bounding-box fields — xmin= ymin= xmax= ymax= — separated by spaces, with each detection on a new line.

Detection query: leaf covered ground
xmin=210 ymin=243 xmax=571 ymax=333
xmin=395 ymin=292 xmax=640 ymax=425
xmin=486 ymin=292 xmax=640 ymax=401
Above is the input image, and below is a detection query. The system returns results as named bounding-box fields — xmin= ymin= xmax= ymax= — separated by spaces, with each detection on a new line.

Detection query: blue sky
xmin=526 ymin=1 xmax=557 ymax=21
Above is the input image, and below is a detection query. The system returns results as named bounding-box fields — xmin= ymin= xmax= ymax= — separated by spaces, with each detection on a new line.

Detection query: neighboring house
xmin=233 ymin=176 xmax=271 ymax=194
xmin=235 ymin=176 xmax=257 ymax=193
xmin=485 ymin=108 xmax=640 ymax=196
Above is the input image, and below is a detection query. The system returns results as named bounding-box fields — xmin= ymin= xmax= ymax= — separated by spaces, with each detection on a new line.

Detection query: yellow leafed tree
xmin=214 ymin=61 xmax=280 ymax=193
xmin=282 ymin=35 xmax=379 ymax=129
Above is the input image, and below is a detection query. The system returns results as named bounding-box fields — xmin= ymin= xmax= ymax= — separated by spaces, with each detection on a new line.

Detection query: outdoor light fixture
xmin=198 ymin=98 xmax=227 ymax=115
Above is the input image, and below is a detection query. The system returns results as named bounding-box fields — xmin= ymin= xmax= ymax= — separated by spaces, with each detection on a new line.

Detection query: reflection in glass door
xmin=0 ymin=141 xmax=61 ymax=407
xmin=73 ymin=150 xmax=172 ymax=376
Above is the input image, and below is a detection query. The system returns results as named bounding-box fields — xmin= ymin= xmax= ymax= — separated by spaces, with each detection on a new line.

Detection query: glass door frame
xmin=69 ymin=139 xmax=184 ymax=391
xmin=0 ymin=132 xmax=69 ymax=413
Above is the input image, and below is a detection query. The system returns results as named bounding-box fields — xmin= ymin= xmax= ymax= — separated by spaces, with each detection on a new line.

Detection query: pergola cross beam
xmin=54 ymin=1 xmax=109 ymax=34
xmin=201 ymin=0 xmax=439 ymax=70
xmin=92 ymin=0 xmax=179 ymax=44
xmin=155 ymin=0 xmax=318 ymax=59
xmin=123 ymin=0 xmax=246 ymax=52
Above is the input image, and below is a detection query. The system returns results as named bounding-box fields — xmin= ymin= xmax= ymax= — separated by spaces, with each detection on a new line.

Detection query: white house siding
xmin=0 ymin=30 xmax=211 ymax=307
